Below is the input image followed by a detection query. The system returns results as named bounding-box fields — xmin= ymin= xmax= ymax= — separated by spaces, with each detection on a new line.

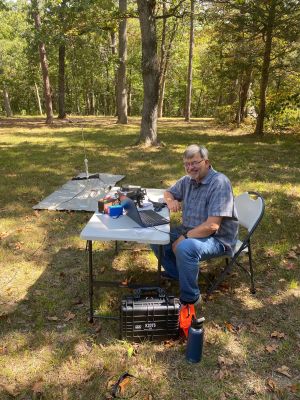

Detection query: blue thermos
xmin=186 ymin=317 xmax=205 ymax=363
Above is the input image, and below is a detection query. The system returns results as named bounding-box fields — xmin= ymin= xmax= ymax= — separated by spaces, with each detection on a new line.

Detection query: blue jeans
xmin=151 ymin=226 xmax=226 ymax=304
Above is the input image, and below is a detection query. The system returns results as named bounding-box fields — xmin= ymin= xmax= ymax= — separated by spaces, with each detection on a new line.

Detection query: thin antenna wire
xmin=82 ymin=128 xmax=89 ymax=179
xmin=82 ymin=128 xmax=87 ymax=160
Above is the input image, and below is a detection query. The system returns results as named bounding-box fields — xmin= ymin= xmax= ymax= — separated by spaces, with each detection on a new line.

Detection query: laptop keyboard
xmin=139 ymin=210 xmax=169 ymax=226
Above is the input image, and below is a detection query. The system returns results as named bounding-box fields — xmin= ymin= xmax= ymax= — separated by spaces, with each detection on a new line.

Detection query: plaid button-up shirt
xmin=167 ymin=167 xmax=238 ymax=253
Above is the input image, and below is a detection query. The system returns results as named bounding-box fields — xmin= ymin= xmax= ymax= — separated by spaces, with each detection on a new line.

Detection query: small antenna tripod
xmin=82 ymin=129 xmax=89 ymax=179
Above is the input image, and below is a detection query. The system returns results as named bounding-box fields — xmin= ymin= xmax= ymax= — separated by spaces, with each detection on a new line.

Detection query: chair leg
xmin=206 ymin=259 xmax=234 ymax=295
xmin=248 ymin=244 xmax=256 ymax=294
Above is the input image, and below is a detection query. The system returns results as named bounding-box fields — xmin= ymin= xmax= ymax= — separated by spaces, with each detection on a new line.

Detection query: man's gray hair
xmin=183 ymin=144 xmax=209 ymax=160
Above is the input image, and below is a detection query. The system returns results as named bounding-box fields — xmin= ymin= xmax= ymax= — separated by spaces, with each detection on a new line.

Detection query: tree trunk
xmin=137 ymin=0 xmax=159 ymax=145
xmin=116 ymin=0 xmax=128 ymax=124
xmin=110 ymin=30 xmax=117 ymax=116
xmin=158 ymin=8 xmax=177 ymax=118
xmin=58 ymin=44 xmax=66 ymax=119
xmin=31 ymin=0 xmax=53 ymax=124
xmin=158 ymin=0 xmax=167 ymax=118
xmin=34 ymin=82 xmax=43 ymax=115
xmin=3 ymin=84 xmax=12 ymax=117
xmin=185 ymin=0 xmax=195 ymax=122
xmin=254 ymin=1 xmax=276 ymax=136
xmin=127 ymin=67 xmax=132 ymax=116
xmin=236 ymin=67 xmax=253 ymax=125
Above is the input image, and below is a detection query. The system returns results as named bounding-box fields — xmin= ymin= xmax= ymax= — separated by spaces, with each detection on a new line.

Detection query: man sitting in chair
xmin=153 ymin=144 xmax=238 ymax=307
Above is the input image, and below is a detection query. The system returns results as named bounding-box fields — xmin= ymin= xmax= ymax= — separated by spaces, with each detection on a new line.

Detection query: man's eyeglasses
xmin=183 ymin=159 xmax=205 ymax=169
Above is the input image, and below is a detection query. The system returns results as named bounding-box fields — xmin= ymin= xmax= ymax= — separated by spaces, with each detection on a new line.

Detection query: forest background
xmin=0 ymin=0 xmax=300 ymax=143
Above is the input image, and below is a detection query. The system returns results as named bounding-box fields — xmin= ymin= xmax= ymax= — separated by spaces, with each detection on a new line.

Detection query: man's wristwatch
xmin=182 ymin=231 xmax=189 ymax=239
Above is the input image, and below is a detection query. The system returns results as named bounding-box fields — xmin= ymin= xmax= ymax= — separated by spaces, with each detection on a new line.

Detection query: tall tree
xmin=158 ymin=2 xmax=177 ymax=118
xmin=185 ymin=0 xmax=194 ymax=122
xmin=3 ymin=84 xmax=12 ymax=116
xmin=31 ymin=0 xmax=53 ymax=124
xmin=34 ymin=82 xmax=43 ymax=115
xmin=137 ymin=0 xmax=160 ymax=145
xmin=254 ymin=0 xmax=276 ymax=135
xmin=116 ymin=0 xmax=128 ymax=123
xmin=57 ymin=0 xmax=67 ymax=119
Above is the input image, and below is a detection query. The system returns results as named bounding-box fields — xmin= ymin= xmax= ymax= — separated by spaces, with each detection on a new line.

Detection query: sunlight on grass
xmin=233 ymin=289 xmax=265 ymax=310
xmin=289 ymin=279 xmax=299 ymax=290
xmin=224 ymin=336 xmax=247 ymax=361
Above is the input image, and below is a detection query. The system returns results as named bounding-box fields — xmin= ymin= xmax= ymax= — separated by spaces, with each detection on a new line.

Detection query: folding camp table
xmin=80 ymin=189 xmax=170 ymax=322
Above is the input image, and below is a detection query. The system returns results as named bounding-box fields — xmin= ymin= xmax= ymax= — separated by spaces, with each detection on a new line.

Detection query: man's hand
xmin=164 ymin=192 xmax=181 ymax=212
xmin=172 ymin=235 xmax=185 ymax=252
xmin=166 ymin=199 xmax=181 ymax=212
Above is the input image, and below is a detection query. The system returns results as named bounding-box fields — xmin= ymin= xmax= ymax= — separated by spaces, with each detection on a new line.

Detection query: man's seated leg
xmin=175 ymin=236 xmax=225 ymax=304
xmin=150 ymin=226 xmax=184 ymax=280
xmin=150 ymin=242 xmax=179 ymax=280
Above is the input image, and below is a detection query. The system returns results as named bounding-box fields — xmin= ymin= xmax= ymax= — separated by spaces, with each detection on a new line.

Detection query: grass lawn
xmin=0 ymin=116 xmax=299 ymax=400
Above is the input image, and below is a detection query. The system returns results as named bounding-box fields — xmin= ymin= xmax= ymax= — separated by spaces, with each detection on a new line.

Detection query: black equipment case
xmin=120 ymin=287 xmax=180 ymax=342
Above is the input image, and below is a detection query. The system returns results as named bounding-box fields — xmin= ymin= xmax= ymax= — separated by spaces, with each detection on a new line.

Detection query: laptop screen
xmin=121 ymin=196 xmax=144 ymax=226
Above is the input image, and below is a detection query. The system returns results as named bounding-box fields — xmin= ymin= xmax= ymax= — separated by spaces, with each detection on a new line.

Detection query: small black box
xmin=120 ymin=287 xmax=180 ymax=342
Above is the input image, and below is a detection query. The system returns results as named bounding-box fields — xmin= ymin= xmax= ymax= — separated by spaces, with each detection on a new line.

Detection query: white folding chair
xmin=206 ymin=191 xmax=265 ymax=295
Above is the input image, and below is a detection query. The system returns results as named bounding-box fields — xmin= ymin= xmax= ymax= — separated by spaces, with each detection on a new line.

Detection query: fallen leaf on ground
xmin=46 ymin=316 xmax=59 ymax=321
xmin=276 ymin=365 xmax=292 ymax=378
xmin=218 ymin=355 xmax=234 ymax=367
xmin=33 ymin=210 xmax=40 ymax=218
xmin=287 ymin=383 xmax=300 ymax=394
xmin=280 ymin=262 xmax=297 ymax=270
xmin=32 ymin=380 xmax=44 ymax=394
xmin=224 ymin=322 xmax=237 ymax=334
xmin=266 ymin=378 xmax=278 ymax=392
xmin=163 ymin=339 xmax=177 ymax=348
xmin=109 ymin=372 xmax=135 ymax=397
xmin=219 ymin=282 xmax=230 ymax=292
xmin=266 ymin=249 xmax=276 ymax=257
xmin=271 ymin=331 xmax=285 ymax=339
xmin=265 ymin=343 xmax=279 ymax=353
xmin=0 ymin=232 xmax=9 ymax=240
xmin=74 ymin=341 xmax=92 ymax=356
xmin=64 ymin=311 xmax=76 ymax=321
xmin=119 ymin=376 xmax=131 ymax=395
xmin=214 ymin=368 xmax=231 ymax=380
xmin=286 ymin=251 xmax=298 ymax=260
xmin=0 ymin=383 xmax=20 ymax=397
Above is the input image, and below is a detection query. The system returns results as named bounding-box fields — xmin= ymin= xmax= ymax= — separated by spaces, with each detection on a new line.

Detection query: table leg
xmin=157 ymin=244 xmax=162 ymax=284
xmin=88 ymin=240 xmax=94 ymax=323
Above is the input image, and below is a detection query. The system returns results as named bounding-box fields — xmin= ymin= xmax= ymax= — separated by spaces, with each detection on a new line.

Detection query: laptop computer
xmin=121 ymin=196 xmax=169 ymax=227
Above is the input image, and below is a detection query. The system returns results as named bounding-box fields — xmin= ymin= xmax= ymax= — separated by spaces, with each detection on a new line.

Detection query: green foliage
xmin=0 ymin=0 xmax=299 ymax=132
xmin=215 ymin=105 xmax=236 ymax=124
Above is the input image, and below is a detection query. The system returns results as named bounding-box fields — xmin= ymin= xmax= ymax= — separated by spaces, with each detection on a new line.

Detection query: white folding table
xmin=80 ymin=189 xmax=170 ymax=322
